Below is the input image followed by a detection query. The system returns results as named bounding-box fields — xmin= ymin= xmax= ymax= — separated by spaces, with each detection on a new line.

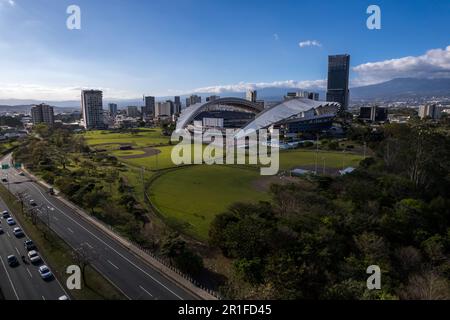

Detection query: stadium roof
xmin=235 ymin=98 xmax=340 ymax=139
xmin=176 ymin=97 xmax=264 ymax=130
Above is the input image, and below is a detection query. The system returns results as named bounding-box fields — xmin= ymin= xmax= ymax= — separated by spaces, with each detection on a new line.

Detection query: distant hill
xmin=0 ymin=78 xmax=449 ymax=112
xmin=350 ymin=78 xmax=450 ymax=101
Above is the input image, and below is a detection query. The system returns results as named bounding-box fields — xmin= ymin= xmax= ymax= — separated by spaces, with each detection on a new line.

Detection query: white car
xmin=6 ymin=217 xmax=16 ymax=226
xmin=39 ymin=265 xmax=53 ymax=280
xmin=27 ymin=250 xmax=41 ymax=263
xmin=13 ymin=227 xmax=24 ymax=237
xmin=58 ymin=295 xmax=69 ymax=300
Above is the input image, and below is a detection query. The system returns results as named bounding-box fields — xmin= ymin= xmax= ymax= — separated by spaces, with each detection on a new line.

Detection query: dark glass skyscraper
xmin=326 ymin=54 xmax=350 ymax=110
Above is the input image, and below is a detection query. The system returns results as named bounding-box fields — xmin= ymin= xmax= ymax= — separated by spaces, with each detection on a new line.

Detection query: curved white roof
xmin=235 ymin=98 xmax=339 ymax=139
xmin=176 ymin=97 xmax=263 ymax=130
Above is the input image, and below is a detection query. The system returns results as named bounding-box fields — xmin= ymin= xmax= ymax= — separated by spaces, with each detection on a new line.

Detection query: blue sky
xmin=0 ymin=0 xmax=449 ymax=100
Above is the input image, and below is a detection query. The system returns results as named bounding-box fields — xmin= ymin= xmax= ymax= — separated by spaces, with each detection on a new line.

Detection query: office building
xmin=419 ymin=104 xmax=442 ymax=120
xmin=127 ymin=106 xmax=140 ymax=118
xmin=81 ymin=90 xmax=104 ymax=129
xmin=359 ymin=106 xmax=388 ymax=122
xmin=173 ymin=96 xmax=182 ymax=114
xmin=31 ymin=103 xmax=54 ymax=126
xmin=246 ymin=90 xmax=257 ymax=102
xmin=326 ymin=54 xmax=350 ymax=110
xmin=186 ymin=94 xmax=202 ymax=108
xmin=108 ymin=103 xmax=118 ymax=116
xmin=284 ymin=91 xmax=319 ymax=101
xmin=206 ymin=95 xmax=220 ymax=102
xmin=143 ymin=96 xmax=155 ymax=116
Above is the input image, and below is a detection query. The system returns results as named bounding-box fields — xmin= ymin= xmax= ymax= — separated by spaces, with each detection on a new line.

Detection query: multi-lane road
xmin=0 ymin=196 xmax=68 ymax=300
xmin=0 ymin=153 xmax=197 ymax=300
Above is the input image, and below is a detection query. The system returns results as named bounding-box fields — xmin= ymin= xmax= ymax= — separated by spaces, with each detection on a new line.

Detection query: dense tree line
xmin=210 ymin=122 xmax=450 ymax=299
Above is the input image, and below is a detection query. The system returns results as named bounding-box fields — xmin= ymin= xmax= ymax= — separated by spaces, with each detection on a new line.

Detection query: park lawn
xmin=149 ymin=165 xmax=270 ymax=241
xmin=83 ymin=128 xmax=169 ymax=147
xmin=119 ymin=145 xmax=176 ymax=170
xmin=279 ymin=149 xmax=364 ymax=170
xmin=112 ymin=149 xmax=147 ymax=157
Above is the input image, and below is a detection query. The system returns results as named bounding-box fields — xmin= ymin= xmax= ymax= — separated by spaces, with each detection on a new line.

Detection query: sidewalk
xmin=21 ymin=166 xmax=218 ymax=300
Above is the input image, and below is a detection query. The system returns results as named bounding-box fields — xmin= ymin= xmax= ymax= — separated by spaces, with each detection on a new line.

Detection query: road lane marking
xmin=139 ymin=285 xmax=153 ymax=297
xmin=28 ymin=182 xmax=184 ymax=300
xmin=85 ymin=242 xmax=93 ymax=249
xmin=54 ymin=216 xmax=59 ymax=221
xmin=107 ymin=260 xmax=119 ymax=270
xmin=26 ymin=268 xmax=33 ymax=278
xmin=15 ymin=247 xmax=21 ymax=256
xmin=42 ymin=296 xmax=46 ymax=300
xmin=0 ymin=256 xmax=19 ymax=300
xmin=67 ymin=227 xmax=74 ymax=234
xmin=6 ymin=231 xmax=10 ymax=238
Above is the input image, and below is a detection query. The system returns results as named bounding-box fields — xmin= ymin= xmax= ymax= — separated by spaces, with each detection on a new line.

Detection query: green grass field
xmin=83 ymin=128 xmax=169 ymax=147
xmin=149 ymin=165 xmax=269 ymax=241
xmin=279 ymin=149 xmax=364 ymax=170
xmin=84 ymin=129 xmax=365 ymax=241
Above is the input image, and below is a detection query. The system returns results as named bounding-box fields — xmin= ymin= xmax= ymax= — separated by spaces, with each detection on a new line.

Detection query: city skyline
xmin=0 ymin=0 xmax=449 ymax=101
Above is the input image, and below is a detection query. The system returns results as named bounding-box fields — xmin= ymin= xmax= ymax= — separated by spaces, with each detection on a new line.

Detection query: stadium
xmin=175 ymin=97 xmax=341 ymax=139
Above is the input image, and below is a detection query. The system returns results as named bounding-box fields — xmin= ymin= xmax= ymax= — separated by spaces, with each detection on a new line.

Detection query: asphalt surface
xmin=0 ymin=153 xmax=197 ymax=300
xmin=0 ymin=195 xmax=68 ymax=300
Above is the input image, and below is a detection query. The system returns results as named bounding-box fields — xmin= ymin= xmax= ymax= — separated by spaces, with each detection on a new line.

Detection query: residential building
xmin=81 ymin=90 xmax=104 ymax=129
xmin=31 ymin=103 xmax=54 ymax=126
xmin=419 ymin=104 xmax=442 ymax=120
xmin=127 ymin=106 xmax=140 ymax=117
xmin=108 ymin=103 xmax=118 ymax=116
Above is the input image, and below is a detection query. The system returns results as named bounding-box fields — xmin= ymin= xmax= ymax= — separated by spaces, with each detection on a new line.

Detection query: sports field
xmin=149 ymin=165 xmax=269 ymax=240
xmin=83 ymin=128 xmax=169 ymax=148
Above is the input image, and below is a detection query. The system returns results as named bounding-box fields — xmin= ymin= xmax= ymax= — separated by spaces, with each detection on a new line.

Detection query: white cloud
xmin=0 ymin=0 xmax=15 ymax=7
xmin=353 ymin=45 xmax=450 ymax=86
xmin=273 ymin=33 xmax=279 ymax=41
xmin=191 ymin=79 xmax=327 ymax=94
xmin=299 ymin=40 xmax=322 ymax=48
xmin=0 ymin=83 xmax=139 ymax=101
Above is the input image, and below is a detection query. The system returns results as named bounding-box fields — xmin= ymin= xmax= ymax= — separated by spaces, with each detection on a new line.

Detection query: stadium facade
xmin=176 ymin=96 xmax=340 ymax=138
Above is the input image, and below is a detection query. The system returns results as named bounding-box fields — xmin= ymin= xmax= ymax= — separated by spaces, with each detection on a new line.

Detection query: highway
xmin=0 ymin=195 xmax=68 ymax=300
xmin=1 ymin=153 xmax=197 ymax=300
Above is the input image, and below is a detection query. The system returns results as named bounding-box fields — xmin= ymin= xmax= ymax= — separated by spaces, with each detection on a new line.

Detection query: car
xmin=29 ymin=199 xmax=37 ymax=207
xmin=2 ymin=210 xmax=10 ymax=219
xmin=19 ymin=172 xmax=25 ymax=176
xmin=38 ymin=265 xmax=53 ymax=280
xmin=1 ymin=178 xmax=7 ymax=183
xmin=6 ymin=217 xmax=15 ymax=225
xmin=7 ymin=255 xmax=19 ymax=267
xmin=24 ymin=239 xmax=36 ymax=251
xmin=13 ymin=227 xmax=24 ymax=238
xmin=27 ymin=250 xmax=41 ymax=264
xmin=0 ymin=227 xmax=3 ymax=234
xmin=58 ymin=295 xmax=69 ymax=301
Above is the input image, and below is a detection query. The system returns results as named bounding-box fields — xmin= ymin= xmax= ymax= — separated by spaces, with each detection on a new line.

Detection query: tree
xmin=72 ymin=244 xmax=98 ymax=287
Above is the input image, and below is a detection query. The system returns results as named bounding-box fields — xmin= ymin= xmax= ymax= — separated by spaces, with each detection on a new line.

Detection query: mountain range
xmin=0 ymin=78 xmax=449 ymax=111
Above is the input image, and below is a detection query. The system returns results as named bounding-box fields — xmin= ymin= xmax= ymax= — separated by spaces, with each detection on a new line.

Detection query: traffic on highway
xmin=0 ymin=153 xmax=197 ymax=300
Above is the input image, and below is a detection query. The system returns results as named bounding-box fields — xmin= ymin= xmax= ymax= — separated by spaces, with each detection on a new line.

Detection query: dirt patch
xmin=119 ymin=147 xmax=162 ymax=159
xmin=252 ymin=175 xmax=299 ymax=192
